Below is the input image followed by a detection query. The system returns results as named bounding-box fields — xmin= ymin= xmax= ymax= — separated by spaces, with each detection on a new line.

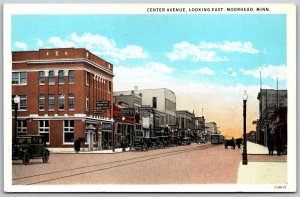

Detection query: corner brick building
xmin=12 ymin=48 xmax=114 ymax=149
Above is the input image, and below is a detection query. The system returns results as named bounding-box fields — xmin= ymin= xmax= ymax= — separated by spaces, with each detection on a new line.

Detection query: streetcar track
xmin=13 ymin=144 xmax=211 ymax=180
xmin=13 ymin=144 xmax=217 ymax=185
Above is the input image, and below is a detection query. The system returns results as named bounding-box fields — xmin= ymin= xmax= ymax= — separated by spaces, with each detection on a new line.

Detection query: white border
xmin=3 ymin=3 xmax=296 ymax=193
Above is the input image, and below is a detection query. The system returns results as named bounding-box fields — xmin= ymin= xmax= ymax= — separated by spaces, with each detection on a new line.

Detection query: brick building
xmin=12 ymin=48 xmax=114 ymax=149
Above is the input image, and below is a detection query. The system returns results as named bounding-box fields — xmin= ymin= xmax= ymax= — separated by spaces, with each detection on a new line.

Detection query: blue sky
xmin=12 ymin=14 xmax=287 ymax=136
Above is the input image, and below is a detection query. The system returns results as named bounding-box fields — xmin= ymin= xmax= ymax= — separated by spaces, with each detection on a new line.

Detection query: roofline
xmin=13 ymin=58 xmax=114 ymax=76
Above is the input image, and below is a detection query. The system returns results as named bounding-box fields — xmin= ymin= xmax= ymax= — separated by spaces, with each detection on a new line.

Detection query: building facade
xmin=113 ymin=91 xmax=143 ymax=147
xmin=205 ymin=122 xmax=218 ymax=142
xmin=115 ymin=88 xmax=176 ymax=136
xmin=12 ymin=48 xmax=114 ymax=149
xmin=256 ymin=89 xmax=287 ymax=146
xmin=176 ymin=110 xmax=195 ymax=138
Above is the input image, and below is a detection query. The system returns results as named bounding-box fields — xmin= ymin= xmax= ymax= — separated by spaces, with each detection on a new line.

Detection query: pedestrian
xmin=236 ymin=138 xmax=241 ymax=149
xmin=276 ymin=140 xmax=282 ymax=156
xmin=267 ymin=136 xmax=274 ymax=156
xmin=74 ymin=138 xmax=81 ymax=153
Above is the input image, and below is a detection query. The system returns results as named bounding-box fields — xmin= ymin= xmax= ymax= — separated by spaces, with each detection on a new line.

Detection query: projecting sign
xmin=121 ymin=108 xmax=135 ymax=116
xmin=96 ymin=100 xmax=110 ymax=108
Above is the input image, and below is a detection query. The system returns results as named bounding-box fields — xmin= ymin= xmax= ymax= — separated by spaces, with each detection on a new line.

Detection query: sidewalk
xmin=48 ymin=147 xmax=130 ymax=154
xmin=237 ymin=141 xmax=287 ymax=184
xmin=241 ymin=141 xmax=269 ymax=155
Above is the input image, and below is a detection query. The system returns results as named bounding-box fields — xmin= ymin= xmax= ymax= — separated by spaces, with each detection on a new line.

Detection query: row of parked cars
xmin=129 ymin=136 xmax=192 ymax=151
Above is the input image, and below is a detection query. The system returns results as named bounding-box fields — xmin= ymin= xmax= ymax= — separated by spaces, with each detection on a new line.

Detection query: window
xmin=152 ymin=97 xmax=157 ymax=108
xmin=58 ymin=94 xmax=64 ymax=110
xmin=86 ymin=96 xmax=89 ymax=111
xmin=68 ymin=94 xmax=74 ymax=109
xmin=69 ymin=70 xmax=74 ymax=84
xmin=39 ymin=120 xmax=50 ymax=143
xmin=64 ymin=120 xmax=74 ymax=143
xmin=86 ymin=72 xmax=90 ymax=85
xmin=58 ymin=70 xmax=64 ymax=84
xmin=17 ymin=120 xmax=27 ymax=135
xmin=12 ymin=72 xmax=27 ymax=84
xmin=39 ymin=71 xmax=45 ymax=84
xmin=39 ymin=94 xmax=45 ymax=110
xmin=49 ymin=70 xmax=55 ymax=84
xmin=48 ymin=94 xmax=54 ymax=110
xmin=108 ymin=81 xmax=112 ymax=92
xmin=12 ymin=95 xmax=27 ymax=110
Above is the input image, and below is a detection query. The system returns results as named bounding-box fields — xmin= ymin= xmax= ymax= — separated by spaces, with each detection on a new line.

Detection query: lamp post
xmin=13 ymin=95 xmax=20 ymax=144
xmin=86 ymin=124 xmax=96 ymax=151
xmin=242 ymin=90 xmax=248 ymax=165
xmin=122 ymin=116 xmax=125 ymax=151
xmin=111 ymin=120 xmax=115 ymax=152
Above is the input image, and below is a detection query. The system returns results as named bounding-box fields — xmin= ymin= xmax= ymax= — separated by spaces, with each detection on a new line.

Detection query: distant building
xmin=195 ymin=116 xmax=206 ymax=139
xmin=256 ymin=89 xmax=287 ymax=146
xmin=176 ymin=110 xmax=195 ymax=138
xmin=113 ymin=91 xmax=143 ymax=147
xmin=205 ymin=122 xmax=218 ymax=142
xmin=114 ymin=88 xmax=176 ymax=136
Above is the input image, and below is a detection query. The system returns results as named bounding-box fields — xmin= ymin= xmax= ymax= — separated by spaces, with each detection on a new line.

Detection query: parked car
xmin=130 ymin=136 xmax=146 ymax=151
xmin=181 ymin=137 xmax=192 ymax=145
xmin=12 ymin=135 xmax=50 ymax=165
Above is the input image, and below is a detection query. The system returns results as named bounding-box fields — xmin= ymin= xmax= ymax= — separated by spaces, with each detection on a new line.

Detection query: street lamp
xmin=242 ymin=90 xmax=248 ymax=165
xmin=86 ymin=124 xmax=96 ymax=151
xmin=13 ymin=95 xmax=20 ymax=144
xmin=122 ymin=116 xmax=126 ymax=151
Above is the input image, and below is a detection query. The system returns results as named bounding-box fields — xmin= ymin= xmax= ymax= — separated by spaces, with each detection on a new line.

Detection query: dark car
xmin=12 ymin=135 xmax=50 ymax=165
xmin=158 ymin=136 xmax=170 ymax=148
xmin=130 ymin=136 xmax=146 ymax=151
xmin=224 ymin=139 xmax=236 ymax=149
xmin=181 ymin=137 xmax=192 ymax=145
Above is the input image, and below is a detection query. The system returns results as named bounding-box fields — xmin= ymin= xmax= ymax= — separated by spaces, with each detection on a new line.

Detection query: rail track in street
xmin=13 ymin=144 xmax=218 ymax=185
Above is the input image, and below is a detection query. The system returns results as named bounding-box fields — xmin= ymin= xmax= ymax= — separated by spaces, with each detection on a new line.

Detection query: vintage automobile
xmin=157 ymin=136 xmax=170 ymax=148
xmin=181 ymin=137 xmax=192 ymax=145
xmin=12 ymin=135 xmax=50 ymax=165
xmin=130 ymin=136 xmax=147 ymax=151
xmin=150 ymin=137 xmax=160 ymax=149
xmin=224 ymin=139 xmax=236 ymax=149
xmin=169 ymin=136 xmax=179 ymax=146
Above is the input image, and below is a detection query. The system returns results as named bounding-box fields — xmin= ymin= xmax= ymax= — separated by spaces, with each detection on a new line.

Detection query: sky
xmin=11 ymin=14 xmax=287 ymax=138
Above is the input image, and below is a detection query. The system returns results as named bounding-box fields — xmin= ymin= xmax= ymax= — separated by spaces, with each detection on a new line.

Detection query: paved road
xmin=12 ymin=143 xmax=241 ymax=185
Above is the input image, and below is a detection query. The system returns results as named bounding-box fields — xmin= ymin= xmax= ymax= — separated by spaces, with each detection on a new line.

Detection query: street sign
xmin=93 ymin=109 xmax=106 ymax=114
xmin=139 ymin=105 xmax=153 ymax=111
xmin=141 ymin=111 xmax=150 ymax=117
xmin=121 ymin=108 xmax=135 ymax=116
xmin=96 ymin=100 xmax=110 ymax=108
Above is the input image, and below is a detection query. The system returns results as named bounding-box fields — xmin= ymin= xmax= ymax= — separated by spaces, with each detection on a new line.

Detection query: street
xmin=12 ymin=143 xmax=242 ymax=185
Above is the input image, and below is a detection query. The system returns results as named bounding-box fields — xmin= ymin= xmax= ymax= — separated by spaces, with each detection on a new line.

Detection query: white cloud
xmin=241 ymin=65 xmax=287 ymax=80
xmin=36 ymin=39 xmax=43 ymax=48
xmin=200 ymin=41 xmax=259 ymax=54
xmin=15 ymin=42 xmax=28 ymax=50
xmin=47 ymin=32 xmax=148 ymax=61
xmin=167 ymin=41 xmax=228 ymax=62
xmin=189 ymin=67 xmax=215 ymax=75
xmin=48 ymin=37 xmax=76 ymax=48
xmin=223 ymin=68 xmax=237 ymax=77
xmin=114 ymin=62 xmax=175 ymax=91
xmin=114 ymin=64 xmax=262 ymax=137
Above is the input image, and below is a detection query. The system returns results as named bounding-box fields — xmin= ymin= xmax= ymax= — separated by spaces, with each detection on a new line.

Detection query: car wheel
xmin=42 ymin=150 xmax=49 ymax=163
xmin=23 ymin=152 xmax=30 ymax=165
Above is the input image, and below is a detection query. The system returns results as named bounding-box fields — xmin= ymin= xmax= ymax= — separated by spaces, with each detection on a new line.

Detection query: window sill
xmin=12 ymin=84 xmax=27 ymax=86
